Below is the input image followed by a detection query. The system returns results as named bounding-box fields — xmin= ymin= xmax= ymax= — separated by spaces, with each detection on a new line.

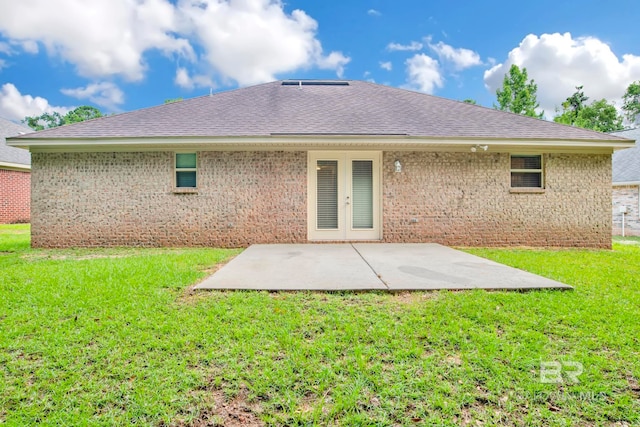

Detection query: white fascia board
xmin=0 ymin=161 xmax=30 ymax=171
xmin=613 ymin=181 xmax=640 ymax=186
xmin=8 ymin=135 xmax=634 ymax=153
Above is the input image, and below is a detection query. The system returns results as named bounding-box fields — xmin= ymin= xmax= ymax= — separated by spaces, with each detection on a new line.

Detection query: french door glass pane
xmin=317 ymin=160 xmax=338 ymax=229
xmin=352 ymin=160 xmax=373 ymax=229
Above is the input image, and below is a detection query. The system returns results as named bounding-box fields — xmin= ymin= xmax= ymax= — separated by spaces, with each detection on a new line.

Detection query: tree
xmin=23 ymin=106 xmax=102 ymax=131
xmin=462 ymin=98 xmax=477 ymax=104
xmin=23 ymin=112 xmax=64 ymax=131
xmin=575 ymin=99 xmax=624 ymax=132
xmin=622 ymin=80 xmax=640 ymax=124
xmin=164 ymin=98 xmax=183 ymax=104
xmin=554 ymin=87 xmax=623 ymax=132
xmin=563 ymin=85 xmax=589 ymax=115
xmin=64 ymin=106 xmax=103 ymax=124
xmin=553 ymin=86 xmax=588 ymax=126
xmin=494 ymin=64 xmax=543 ymax=118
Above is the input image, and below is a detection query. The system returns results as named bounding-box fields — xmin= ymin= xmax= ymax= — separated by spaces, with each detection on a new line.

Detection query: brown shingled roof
xmin=13 ymin=80 xmax=630 ymax=141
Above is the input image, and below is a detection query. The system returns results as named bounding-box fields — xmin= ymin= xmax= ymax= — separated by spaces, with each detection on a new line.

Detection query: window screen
xmin=510 ymin=155 xmax=543 ymax=188
xmin=176 ymin=153 xmax=197 ymax=188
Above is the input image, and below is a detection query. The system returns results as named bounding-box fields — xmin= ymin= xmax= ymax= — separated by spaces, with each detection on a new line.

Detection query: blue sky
xmin=1 ymin=0 xmax=640 ymax=122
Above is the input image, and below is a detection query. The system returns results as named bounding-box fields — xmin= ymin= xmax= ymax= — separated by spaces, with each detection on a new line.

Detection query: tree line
xmin=490 ymin=64 xmax=639 ymax=132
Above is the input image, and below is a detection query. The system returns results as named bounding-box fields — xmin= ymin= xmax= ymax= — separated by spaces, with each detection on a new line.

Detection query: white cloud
xmin=0 ymin=83 xmax=71 ymax=122
xmin=0 ymin=0 xmax=193 ymax=81
xmin=387 ymin=41 xmax=424 ymax=52
xmin=175 ymin=67 xmax=193 ymax=89
xmin=317 ymin=51 xmax=350 ymax=78
xmin=0 ymin=0 xmax=350 ymax=87
xmin=178 ymin=0 xmax=350 ymax=85
xmin=60 ymin=82 xmax=124 ymax=110
xmin=367 ymin=9 xmax=381 ymax=16
xmin=404 ymin=53 xmax=443 ymax=94
xmin=379 ymin=61 xmax=392 ymax=71
xmin=0 ymin=41 xmax=11 ymax=55
xmin=484 ymin=32 xmax=640 ymax=117
xmin=174 ymin=67 xmax=214 ymax=90
xmin=20 ymin=40 xmax=39 ymax=54
xmin=427 ymin=39 xmax=482 ymax=70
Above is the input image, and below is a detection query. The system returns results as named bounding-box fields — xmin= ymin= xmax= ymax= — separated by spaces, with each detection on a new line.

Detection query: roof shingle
xmin=0 ymin=117 xmax=31 ymax=165
xmin=12 ymin=80 xmax=630 ymax=142
xmin=612 ymin=128 xmax=640 ymax=183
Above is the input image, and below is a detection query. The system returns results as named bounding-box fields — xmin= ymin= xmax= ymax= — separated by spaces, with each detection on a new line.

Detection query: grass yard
xmin=1 ymin=224 xmax=639 ymax=426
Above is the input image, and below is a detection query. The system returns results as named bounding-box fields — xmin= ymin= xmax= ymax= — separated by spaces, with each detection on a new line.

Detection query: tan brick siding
xmin=612 ymin=185 xmax=640 ymax=236
xmin=0 ymin=168 xmax=30 ymax=224
xmin=31 ymin=150 xmax=611 ymax=248
xmin=31 ymin=152 xmax=307 ymax=247
xmin=382 ymin=152 xmax=611 ymax=248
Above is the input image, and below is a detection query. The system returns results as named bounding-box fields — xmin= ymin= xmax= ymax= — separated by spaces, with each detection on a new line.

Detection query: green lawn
xmin=1 ymin=224 xmax=638 ymax=426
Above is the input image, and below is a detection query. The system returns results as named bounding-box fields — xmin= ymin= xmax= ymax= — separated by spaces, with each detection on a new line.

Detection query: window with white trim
xmin=175 ymin=153 xmax=197 ymax=188
xmin=510 ymin=155 xmax=543 ymax=188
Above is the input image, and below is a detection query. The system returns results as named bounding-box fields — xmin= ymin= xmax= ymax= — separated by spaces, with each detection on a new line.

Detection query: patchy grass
xmin=1 ymin=226 xmax=638 ymax=426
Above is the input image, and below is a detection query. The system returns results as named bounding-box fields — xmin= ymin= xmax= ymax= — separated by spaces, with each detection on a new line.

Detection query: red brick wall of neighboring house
xmin=0 ymin=168 xmax=30 ymax=224
xmin=29 ymin=150 xmax=611 ymax=248
xmin=612 ymin=185 xmax=640 ymax=236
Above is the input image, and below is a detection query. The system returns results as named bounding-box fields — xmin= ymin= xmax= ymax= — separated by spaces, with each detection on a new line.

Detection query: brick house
xmin=7 ymin=80 xmax=634 ymax=248
xmin=611 ymin=127 xmax=640 ymax=236
xmin=0 ymin=117 xmax=31 ymax=224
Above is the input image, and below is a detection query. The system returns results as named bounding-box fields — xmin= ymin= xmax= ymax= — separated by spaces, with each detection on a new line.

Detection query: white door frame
xmin=307 ymin=151 xmax=382 ymax=241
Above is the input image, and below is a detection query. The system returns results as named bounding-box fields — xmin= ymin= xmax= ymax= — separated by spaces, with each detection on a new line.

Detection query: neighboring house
xmin=0 ymin=117 xmax=31 ymax=223
xmin=8 ymin=80 xmax=634 ymax=248
xmin=611 ymin=127 xmax=640 ymax=236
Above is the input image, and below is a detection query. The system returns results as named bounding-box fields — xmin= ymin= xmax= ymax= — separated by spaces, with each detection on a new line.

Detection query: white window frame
xmin=510 ymin=154 xmax=543 ymax=189
xmin=175 ymin=152 xmax=197 ymax=188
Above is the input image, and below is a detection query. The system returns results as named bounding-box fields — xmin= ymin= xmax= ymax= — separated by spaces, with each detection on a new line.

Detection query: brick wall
xmin=0 ymin=168 xmax=30 ymax=224
xmin=31 ymin=152 xmax=307 ymax=247
xmin=382 ymin=152 xmax=611 ymax=248
xmin=31 ymin=150 xmax=611 ymax=248
xmin=612 ymin=185 xmax=640 ymax=236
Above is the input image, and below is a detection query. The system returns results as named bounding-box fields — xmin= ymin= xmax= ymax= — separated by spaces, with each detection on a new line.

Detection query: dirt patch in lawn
xmin=22 ymin=253 xmax=133 ymax=261
xmin=21 ymin=248 xmax=188 ymax=261
xmin=172 ymin=388 xmax=263 ymax=427
xmin=392 ymin=290 xmax=441 ymax=304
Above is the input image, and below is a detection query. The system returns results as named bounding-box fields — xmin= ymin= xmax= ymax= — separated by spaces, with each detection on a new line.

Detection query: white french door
xmin=308 ymin=151 xmax=381 ymax=240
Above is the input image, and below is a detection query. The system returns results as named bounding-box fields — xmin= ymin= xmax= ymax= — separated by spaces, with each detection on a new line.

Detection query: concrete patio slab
xmin=352 ymin=243 xmax=571 ymax=290
xmin=195 ymin=243 xmax=572 ymax=291
xmin=197 ymin=244 xmax=386 ymax=290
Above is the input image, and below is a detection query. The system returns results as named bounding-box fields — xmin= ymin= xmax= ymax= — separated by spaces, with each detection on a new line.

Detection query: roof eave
xmin=7 ymin=134 xmax=634 ymax=153
xmin=613 ymin=181 xmax=640 ymax=186
xmin=0 ymin=161 xmax=31 ymax=171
